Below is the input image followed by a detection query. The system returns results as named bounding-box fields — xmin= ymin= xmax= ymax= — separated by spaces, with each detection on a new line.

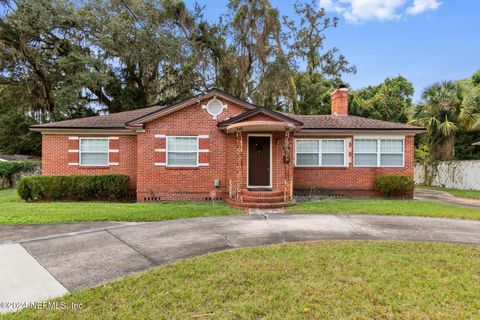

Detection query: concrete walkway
xmin=0 ymin=244 xmax=68 ymax=313
xmin=414 ymin=188 xmax=480 ymax=208
xmin=2 ymin=214 xmax=480 ymax=312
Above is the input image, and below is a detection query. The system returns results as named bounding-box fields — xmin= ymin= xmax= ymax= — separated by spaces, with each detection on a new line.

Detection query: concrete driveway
xmin=414 ymin=188 xmax=480 ymax=208
xmin=2 ymin=214 xmax=480 ymax=312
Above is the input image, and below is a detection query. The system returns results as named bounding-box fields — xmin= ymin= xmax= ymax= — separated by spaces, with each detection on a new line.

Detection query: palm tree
xmin=411 ymin=81 xmax=480 ymax=160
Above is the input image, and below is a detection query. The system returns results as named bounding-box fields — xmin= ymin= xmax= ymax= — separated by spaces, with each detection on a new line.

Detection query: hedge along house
xmin=31 ymin=88 xmax=424 ymax=208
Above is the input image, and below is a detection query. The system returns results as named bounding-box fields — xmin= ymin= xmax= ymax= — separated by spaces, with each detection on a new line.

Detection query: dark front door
xmin=248 ymin=136 xmax=270 ymax=187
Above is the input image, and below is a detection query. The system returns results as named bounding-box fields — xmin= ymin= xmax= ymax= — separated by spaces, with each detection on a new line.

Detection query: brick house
xmin=31 ymin=88 xmax=424 ymax=207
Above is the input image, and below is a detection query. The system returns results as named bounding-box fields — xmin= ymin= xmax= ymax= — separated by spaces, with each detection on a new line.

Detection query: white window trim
xmin=294 ymin=139 xmax=320 ymax=167
xmin=294 ymin=138 xmax=347 ymax=167
xmin=166 ymin=136 xmax=199 ymax=167
xmin=79 ymin=137 xmax=110 ymax=167
xmin=353 ymin=137 xmax=405 ymax=168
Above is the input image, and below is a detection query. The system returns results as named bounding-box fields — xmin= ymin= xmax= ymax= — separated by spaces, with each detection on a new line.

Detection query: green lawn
xmin=6 ymin=241 xmax=480 ymax=319
xmin=417 ymin=185 xmax=480 ymax=200
xmin=2 ymin=187 xmax=480 ymax=224
xmin=287 ymin=198 xmax=480 ymax=220
xmin=0 ymin=189 xmax=242 ymax=224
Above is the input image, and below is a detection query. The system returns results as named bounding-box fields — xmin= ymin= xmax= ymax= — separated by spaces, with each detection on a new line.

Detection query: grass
xmin=287 ymin=198 xmax=480 ymax=220
xmin=417 ymin=185 xmax=480 ymax=200
xmin=6 ymin=241 xmax=480 ymax=319
xmin=0 ymin=189 xmax=242 ymax=224
xmin=2 ymin=186 xmax=480 ymax=224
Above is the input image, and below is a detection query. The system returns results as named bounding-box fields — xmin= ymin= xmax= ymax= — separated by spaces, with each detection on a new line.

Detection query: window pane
xmin=80 ymin=139 xmax=109 ymax=152
xmin=380 ymin=140 xmax=403 ymax=153
xmin=322 ymin=153 xmax=344 ymax=166
xmin=168 ymin=137 xmax=197 ymax=152
xmin=296 ymin=140 xmax=319 ymax=153
xmin=80 ymin=153 xmax=108 ymax=166
xmin=296 ymin=153 xmax=319 ymax=166
xmin=355 ymin=154 xmax=377 ymax=166
xmin=380 ymin=154 xmax=403 ymax=166
xmin=322 ymin=140 xmax=344 ymax=153
xmin=355 ymin=139 xmax=377 ymax=153
xmin=207 ymin=100 xmax=223 ymax=116
xmin=168 ymin=152 xmax=197 ymax=166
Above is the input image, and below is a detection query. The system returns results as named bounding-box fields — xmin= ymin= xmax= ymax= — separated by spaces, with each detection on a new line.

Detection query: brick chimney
xmin=330 ymin=86 xmax=349 ymax=116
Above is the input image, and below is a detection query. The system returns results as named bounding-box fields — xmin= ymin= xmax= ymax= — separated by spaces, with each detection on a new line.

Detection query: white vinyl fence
xmin=415 ymin=160 xmax=480 ymax=190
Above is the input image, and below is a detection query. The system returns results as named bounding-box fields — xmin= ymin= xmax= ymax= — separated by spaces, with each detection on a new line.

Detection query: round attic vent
xmin=205 ymin=99 xmax=225 ymax=118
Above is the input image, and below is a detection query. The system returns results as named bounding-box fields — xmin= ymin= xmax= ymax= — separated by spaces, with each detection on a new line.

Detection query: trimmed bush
xmin=375 ymin=174 xmax=414 ymax=198
xmin=18 ymin=174 xmax=130 ymax=201
xmin=0 ymin=161 xmax=38 ymax=188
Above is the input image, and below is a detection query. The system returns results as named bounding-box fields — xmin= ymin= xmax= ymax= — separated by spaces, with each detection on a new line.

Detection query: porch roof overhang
xmin=224 ymin=120 xmax=298 ymax=133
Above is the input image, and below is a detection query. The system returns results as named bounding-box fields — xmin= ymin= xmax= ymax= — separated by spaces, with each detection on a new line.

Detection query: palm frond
xmin=437 ymin=115 xmax=458 ymax=137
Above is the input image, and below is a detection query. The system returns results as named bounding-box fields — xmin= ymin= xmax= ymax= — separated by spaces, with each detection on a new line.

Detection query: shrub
xmin=375 ymin=174 xmax=414 ymax=198
xmin=18 ymin=174 xmax=130 ymax=201
xmin=0 ymin=161 xmax=38 ymax=188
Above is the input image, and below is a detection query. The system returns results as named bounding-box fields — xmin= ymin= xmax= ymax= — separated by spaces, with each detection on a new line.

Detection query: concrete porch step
xmin=242 ymin=195 xmax=285 ymax=203
xmin=240 ymin=189 xmax=283 ymax=197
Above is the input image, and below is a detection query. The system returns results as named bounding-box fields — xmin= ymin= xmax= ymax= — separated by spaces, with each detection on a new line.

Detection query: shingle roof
xmin=31 ymin=88 xmax=263 ymax=130
xmin=31 ymin=105 xmax=166 ymax=129
xmin=31 ymin=107 xmax=423 ymax=131
xmin=30 ymin=88 xmax=424 ymax=132
xmin=284 ymin=114 xmax=424 ymax=131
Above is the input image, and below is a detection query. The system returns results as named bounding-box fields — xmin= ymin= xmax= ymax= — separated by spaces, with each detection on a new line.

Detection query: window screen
xmin=296 ymin=140 xmax=319 ymax=166
xmin=295 ymin=139 xmax=345 ymax=166
xmin=79 ymin=138 xmax=109 ymax=166
xmin=167 ymin=136 xmax=198 ymax=166
xmin=354 ymin=138 xmax=404 ymax=167
xmin=354 ymin=139 xmax=378 ymax=166
xmin=380 ymin=140 xmax=403 ymax=166
xmin=321 ymin=140 xmax=345 ymax=166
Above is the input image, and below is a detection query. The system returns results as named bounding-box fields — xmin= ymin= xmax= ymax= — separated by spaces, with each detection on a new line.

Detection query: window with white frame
xmin=166 ymin=136 xmax=198 ymax=166
xmin=205 ymin=99 xmax=225 ymax=117
xmin=380 ymin=139 xmax=404 ymax=166
xmin=79 ymin=138 xmax=109 ymax=166
xmin=295 ymin=139 xmax=345 ymax=167
xmin=354 ymin=138 xmax=404 ymax=167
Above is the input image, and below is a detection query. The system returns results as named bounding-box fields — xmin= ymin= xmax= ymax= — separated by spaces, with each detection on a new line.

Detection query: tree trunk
xmin=433 ymin=135 xmax=455 ymax=161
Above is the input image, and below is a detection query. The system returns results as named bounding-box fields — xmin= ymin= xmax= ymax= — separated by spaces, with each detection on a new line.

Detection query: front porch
xmin=219 ymin=110 xmax=302 ymax=208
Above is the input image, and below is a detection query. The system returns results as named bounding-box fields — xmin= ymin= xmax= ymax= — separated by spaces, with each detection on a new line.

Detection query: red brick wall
xmin=41 ymin=134 xmax=137 ymax=187
xmin=40 ymin=99 xmax=294 ymax=202
xmin=40 ymin=102 xmax=414 ymax=201
xmin=293 ymin=135 xmax=415 ymax=197
xmin=136 ymin=97 xmax=249 ymax=201
xmin=331 ymin=88 xmax=349 ymax=116
xmin=244 ymin=114 xmax=282 ymax=122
